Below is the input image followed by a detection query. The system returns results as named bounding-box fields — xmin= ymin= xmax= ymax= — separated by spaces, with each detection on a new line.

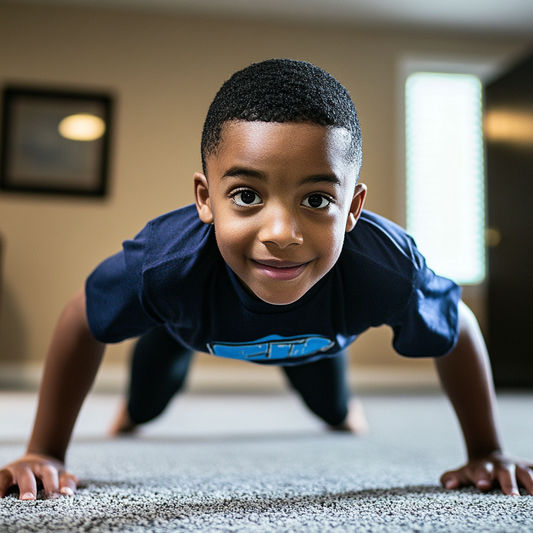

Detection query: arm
xmin=436 ymin=300 xmax=533 ymax=495
xmin=0 ymin=288 xmax=106 ymax=500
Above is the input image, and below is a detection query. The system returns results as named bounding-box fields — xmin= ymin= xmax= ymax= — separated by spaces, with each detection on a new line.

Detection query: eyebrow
xmin=300 ymin=174 xmax=342 ymax=186
xmin=221 ymin=166 xmax=342 ymax=186
xmin=221 ymin=167 xmax=265 ymax=181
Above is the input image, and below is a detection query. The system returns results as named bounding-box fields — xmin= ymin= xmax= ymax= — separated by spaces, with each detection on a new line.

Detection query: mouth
xmin=251 ymin=259 xmax=310 ymax=281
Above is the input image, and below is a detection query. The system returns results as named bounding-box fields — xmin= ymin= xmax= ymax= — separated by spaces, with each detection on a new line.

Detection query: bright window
xmin=405 ymin=72 xmax=485 ymax=284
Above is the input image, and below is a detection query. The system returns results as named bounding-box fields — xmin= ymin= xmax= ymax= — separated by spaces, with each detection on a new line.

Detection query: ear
xmin=194 ymin=172 xmax=214 ymax=224
xmin=345 ymin=183 xmax=367 ymax=232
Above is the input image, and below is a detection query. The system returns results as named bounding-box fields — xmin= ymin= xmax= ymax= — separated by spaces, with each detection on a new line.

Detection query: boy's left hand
xmin=441 ymin=451 xmax=533 ymax=495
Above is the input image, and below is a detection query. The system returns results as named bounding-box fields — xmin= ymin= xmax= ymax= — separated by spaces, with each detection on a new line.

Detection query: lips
xmin=252 ymin=259 xmax=309 ymax=281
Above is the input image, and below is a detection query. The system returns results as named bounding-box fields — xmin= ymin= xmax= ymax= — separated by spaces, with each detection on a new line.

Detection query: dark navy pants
xmin=127 ymin=326 xmax=350 ymax=427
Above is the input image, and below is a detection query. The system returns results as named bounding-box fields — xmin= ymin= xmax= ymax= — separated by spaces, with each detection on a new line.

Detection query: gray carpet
xmin=0 ymin=392 xmax=532 ymax=532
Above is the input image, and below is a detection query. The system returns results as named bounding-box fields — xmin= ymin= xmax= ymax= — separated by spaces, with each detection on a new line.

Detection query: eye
xmin=231 ymin=189 xmax=262 ymax=207
xmin=302 ymin=194 xmax=333 ymax=209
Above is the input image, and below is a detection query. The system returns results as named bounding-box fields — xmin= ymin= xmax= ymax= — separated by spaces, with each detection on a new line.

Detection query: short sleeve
xmin=85 ymin=225 xmax=160 ymax=343
xmin=391 ymin=253 xmax=462 ymax=358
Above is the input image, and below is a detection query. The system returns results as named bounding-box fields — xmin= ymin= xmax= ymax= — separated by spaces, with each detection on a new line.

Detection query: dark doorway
xmin=485 ymin=53 xmax=533 ymax=388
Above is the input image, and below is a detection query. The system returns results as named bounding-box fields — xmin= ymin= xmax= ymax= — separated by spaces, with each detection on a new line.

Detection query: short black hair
xmin=201 ymin=58 xmax=362 ymax=176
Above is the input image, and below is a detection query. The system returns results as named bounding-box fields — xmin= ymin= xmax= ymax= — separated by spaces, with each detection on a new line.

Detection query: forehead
xmin=208 ymin=121 xmax=354 ymax=179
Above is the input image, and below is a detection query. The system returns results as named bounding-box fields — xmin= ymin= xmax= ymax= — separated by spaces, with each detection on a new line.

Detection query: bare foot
xmin=108 ymin=401 xmax=138 ymax=437
xmin=328 ymin=398 xmax=369 ymax=435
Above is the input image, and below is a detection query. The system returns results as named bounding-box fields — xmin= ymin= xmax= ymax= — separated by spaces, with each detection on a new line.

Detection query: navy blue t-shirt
xmin=85 ymin=204 xmax=461 ymax=366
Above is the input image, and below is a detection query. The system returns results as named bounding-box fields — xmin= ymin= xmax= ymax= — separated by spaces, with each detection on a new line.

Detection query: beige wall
xmin=0 ymin=2 xmax=530 ymax=378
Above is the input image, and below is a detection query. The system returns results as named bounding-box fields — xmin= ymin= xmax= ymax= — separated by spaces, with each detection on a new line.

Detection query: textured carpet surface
xmin=0 ymin=392 xmax=532 ymax=532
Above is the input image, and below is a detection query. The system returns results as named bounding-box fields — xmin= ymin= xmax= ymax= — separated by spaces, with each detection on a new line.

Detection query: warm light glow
xmin=58 ymin=113 xmax=106 ymax=141
xmin=484 ymin=110 xmax=533 ymax=144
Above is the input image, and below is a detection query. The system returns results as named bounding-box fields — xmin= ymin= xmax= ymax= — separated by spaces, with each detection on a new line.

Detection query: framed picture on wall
xmin=0 ymin=86 xmax=113 ymax=197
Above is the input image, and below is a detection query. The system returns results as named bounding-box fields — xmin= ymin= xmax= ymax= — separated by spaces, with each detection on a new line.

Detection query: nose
xmin=258 ymin=203 xmax=303 ymax=248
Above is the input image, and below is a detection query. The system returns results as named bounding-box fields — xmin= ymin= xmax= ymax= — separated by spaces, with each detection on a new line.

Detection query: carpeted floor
xmin=0 ymin=391 xmax=532 ymax=532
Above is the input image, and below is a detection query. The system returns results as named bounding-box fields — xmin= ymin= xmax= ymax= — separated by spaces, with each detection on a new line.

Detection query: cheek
xmin=317 ymin=221 xmax=346 ymax=269
xmin=214 ymin=219 xmax=252 ymax=261
xmin=323 ymin=218 xmax=346 ymax=250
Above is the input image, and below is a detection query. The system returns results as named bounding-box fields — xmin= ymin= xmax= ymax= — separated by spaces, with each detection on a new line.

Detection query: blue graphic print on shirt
xmin=207 ymin=334 xmax=335 ymax=362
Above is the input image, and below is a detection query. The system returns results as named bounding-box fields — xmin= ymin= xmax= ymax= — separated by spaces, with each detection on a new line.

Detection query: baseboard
xmin=0 ymin=362 xmax=440 ymax=394
xmin=189 ymin=364 xmax=440 ymax=393
xmin=0 ymin=363 xmax=130 ymax=393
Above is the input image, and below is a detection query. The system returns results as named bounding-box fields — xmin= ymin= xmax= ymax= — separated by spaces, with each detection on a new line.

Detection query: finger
xmin=441 ymin=468 xmax=469 ymax=490
xmin=516 ymin=465 xmax=533 ymax=496
xmin=59 ymin=471 xmax=78 ymax=497
xmin=0 ymin=470 xmax=14 ymax=498
xmin=37 ymin=464 xmax=59 ymax=499
xmin=497 ymin=464 xmax=519 ymax=496
xmin=472 ymin=462 xmax=494 ymax=492
xmin=441 ymin=473 xmax=460 ymax=489
xmin=15 ymin=466 xmax=38 ymax=501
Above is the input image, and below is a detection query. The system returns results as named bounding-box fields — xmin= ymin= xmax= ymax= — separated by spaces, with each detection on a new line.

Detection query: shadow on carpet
xmin=2 ymin=392 xmax=533 ymax=532
xmin=1 ymin=480 xmax=532 ymax=533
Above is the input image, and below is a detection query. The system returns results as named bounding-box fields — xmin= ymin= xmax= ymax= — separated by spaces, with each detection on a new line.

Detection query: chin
xmin=255 ymin=290 xmax=306 ymax=306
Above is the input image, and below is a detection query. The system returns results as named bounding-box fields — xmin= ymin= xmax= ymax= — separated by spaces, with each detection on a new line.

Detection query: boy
xmin=1 ymin=59 xmax=532 ymax=500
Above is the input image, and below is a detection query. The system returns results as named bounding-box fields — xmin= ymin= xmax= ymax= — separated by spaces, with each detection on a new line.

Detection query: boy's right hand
xmin=0 ymin=453 xmax=77 ymax=500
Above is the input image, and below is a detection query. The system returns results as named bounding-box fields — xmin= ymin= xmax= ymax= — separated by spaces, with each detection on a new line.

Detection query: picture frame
xmin=1 ymin=86 xmax=113 ymax=197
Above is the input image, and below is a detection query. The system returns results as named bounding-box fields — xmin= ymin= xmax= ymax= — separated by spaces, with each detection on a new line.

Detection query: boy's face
xmin=195 ymin=121 xmax=366 ymax=305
